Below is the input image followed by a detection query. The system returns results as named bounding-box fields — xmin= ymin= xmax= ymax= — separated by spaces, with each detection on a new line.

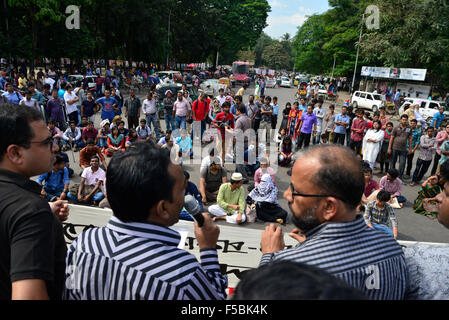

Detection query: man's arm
xmin=12 ymin=279 xmax=49 ymax=300
xmin=84 ymin=180 xmax=102 ymax=202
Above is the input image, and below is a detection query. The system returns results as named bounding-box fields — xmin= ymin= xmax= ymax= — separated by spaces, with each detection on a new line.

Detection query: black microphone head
xmin=184 ymin=195 xmax=204 ymax=226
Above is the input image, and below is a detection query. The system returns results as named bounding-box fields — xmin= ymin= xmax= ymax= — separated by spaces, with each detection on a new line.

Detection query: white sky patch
xmin=264 ymin=13 xmax=308 ymax=39
xmin=269 ymin=0 xmax=288 ymax=8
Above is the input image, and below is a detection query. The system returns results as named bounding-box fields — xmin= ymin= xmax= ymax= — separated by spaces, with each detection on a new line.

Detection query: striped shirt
xmin=64 ymin=216 xmax=227 ymax=300
xmin=364 ymin=200 xmax=398 ymax=228
xmin=259 ymin=215 xmax=407 ymax=300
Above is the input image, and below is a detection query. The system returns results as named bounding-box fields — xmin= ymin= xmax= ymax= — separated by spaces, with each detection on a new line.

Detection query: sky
xmin=264 ymin=0 xmax=330 ymax=40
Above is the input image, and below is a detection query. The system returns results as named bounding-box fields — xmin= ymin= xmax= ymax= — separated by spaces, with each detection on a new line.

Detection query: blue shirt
xmin=2 ymin=91 xmax=23 ymax=104
xmin=37 ymin=167 xmax=69 ymax=191
xmin=230 ymin=104 xmax=247 ymax=116
xmin=298 ymin=104 xmax=307 ymax=113
xmin=176 ymin=136 xmax=192 ymax=152
xmin=96 ymin=96 xmax=118 ymax=120
xmin=58 ymin=89 xmax=66 ymax=99
xmin=272 ymin=104 xmax=279 ymax=116
xmin=186 ymin=181 xmax=204 ymax=212
xmin=334 ymin=114 xmax=351 ymax=134
xmin=431 ymin=112 xmax=445 ymax=128
xmin=407 ymin=128 xmax=422 ymax=150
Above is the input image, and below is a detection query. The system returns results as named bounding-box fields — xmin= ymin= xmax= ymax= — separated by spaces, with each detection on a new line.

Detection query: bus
xmin=232 ymin=61 xmax=250 ymax=86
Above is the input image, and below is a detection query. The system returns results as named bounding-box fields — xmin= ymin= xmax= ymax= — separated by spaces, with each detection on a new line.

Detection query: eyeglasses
xmin=29 ymin=136 xmax=54 ymax=150
xmin=289 ymin=183 xmax=346 ymax=202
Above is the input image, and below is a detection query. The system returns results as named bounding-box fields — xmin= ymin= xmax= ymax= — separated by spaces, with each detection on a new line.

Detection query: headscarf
xmin=249 ymin=174 xmax=278 ymax=204
xmin=100 ymin=119 xmax=110 ymax=128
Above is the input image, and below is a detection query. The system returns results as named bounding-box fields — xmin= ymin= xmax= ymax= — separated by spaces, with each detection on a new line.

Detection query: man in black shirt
xmin=0 ymin=103 xmax=68 ymax=300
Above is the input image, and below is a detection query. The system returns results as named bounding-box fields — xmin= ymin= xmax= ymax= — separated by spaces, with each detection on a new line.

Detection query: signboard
xmin=361 ymin=66 xmax=427 ymax=81
xmin=395 ymin=82 xmax=431 ymax=99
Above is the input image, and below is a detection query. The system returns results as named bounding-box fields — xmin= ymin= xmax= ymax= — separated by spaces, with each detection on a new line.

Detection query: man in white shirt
xmin=216 ymin=88 xmax=226 ymax=107
xmin=142 ymin=92 xmax=161 ymax=139
xmin=19 ymin=89 xmax=40 ymax=112
xmin=62 ymin=121 xmax=83 ymax=151
xmin=63 ymin=84 xmax=80 ymax=124
xmin=44 ymin=74 xmax=56 ymax=91
xmin=67 ymin=155 xmax=105 ymax=205
xmin=313 ymin=99 xmax=326 ymax=144
xmin=200 ymin=149 xmax=223 ymax=172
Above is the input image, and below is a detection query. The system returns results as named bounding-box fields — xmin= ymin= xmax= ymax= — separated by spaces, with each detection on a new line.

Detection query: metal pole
xmin=351 ymin=14 xmax=365 ymax=93
xmin=331 ymin=54 xmax=336 ymax=80
xmin=166 ymin=9 xmax=171 ymax=68
xmin=216 ymin=49 xmax=219 ymax=67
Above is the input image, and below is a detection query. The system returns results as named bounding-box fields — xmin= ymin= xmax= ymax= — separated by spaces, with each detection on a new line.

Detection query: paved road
xmin=63 ymin=85 xmax=449 ymax=244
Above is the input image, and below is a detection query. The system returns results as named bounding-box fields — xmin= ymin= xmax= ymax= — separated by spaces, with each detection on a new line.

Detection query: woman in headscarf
xmin=362 ymin=120 xmax=384 ymax=169
xmin=208 ymin=98 xmax=222 ymax=124
xmin=248 ymin=174 xmax=288 ymax=224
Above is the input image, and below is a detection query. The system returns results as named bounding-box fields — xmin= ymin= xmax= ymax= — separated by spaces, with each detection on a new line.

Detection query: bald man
xmin=260 ymin=145 xmax=407 ymax=300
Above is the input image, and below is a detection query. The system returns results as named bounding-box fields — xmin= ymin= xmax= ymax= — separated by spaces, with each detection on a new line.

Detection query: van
xmin=351 ymin=91 xmax=385 ymax=112
xmin=399 ymin=98 xmax=448 ymax=123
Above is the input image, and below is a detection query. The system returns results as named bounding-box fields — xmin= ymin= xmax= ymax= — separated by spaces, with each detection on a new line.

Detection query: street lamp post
xmin=351 ymin=13 xmax=365 ymax=94
xmin=166 ymin=8 xmax=172 ymax=69
xmin=331 ymin=54 xmax=336 ymax=80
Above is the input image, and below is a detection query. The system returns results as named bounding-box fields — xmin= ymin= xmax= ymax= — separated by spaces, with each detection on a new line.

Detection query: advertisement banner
xmin=362 ymin=66 xmax=427 ymax=81
xmin=395 ymin=82 xmax=431 ymax=99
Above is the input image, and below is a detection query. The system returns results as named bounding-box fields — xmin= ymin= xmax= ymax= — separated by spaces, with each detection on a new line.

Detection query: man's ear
xmin=150 ymin=199 xmax=171 ymax=224
xmin=318 ymin=198 xmax=338 ymax=222
xmin=5 ymin=145 xmax=25 ymax=166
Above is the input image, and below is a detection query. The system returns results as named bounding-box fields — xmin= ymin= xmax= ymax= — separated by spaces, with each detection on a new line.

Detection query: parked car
xmin=266 ymin=77 xmax=277 ymax=88
xmin=398 ymin=98 xmax=448 ymax=124
xmin=67 ymin=75 xmax=97 ymax=90
xmin=280 ymin=77 xmax=291 ymax=88
xmin=317 ymin=84 xmax=328 ymax=100
xmin=200 ymin=79 xmax=227 ymax=97
xmin=351 ymin=91 xmax=385 ymax=113
xmin=156 ymin=71 xmax=182 ymax=84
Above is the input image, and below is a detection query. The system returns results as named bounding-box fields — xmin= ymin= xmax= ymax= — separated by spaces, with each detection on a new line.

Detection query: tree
xmin=262 ymin=42 xmax=290 ymax=70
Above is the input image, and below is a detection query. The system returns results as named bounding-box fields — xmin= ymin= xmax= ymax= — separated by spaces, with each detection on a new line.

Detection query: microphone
xmin=184 ymin=195 xmax=205 ymax=227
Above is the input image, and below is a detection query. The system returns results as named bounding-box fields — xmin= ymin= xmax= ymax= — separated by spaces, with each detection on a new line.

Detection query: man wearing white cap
xmin=208 ymin=172 xmax=246 ymax=224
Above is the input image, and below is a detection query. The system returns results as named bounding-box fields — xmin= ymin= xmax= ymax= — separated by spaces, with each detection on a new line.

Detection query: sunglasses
xmin=289 ymin=183 xmax=346 ymax=202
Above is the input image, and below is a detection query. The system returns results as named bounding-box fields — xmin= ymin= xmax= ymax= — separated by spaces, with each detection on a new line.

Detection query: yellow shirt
xmin=236 ymin=87 xmax=245 ymax=97
xmin=18 ymin=77 xmax=27 ymax=89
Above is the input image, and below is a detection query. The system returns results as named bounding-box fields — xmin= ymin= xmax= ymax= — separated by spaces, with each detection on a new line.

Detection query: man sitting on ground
xmin=209 ymin=172 xmax=246 ymax=225
xmin=79 ymin=139 xmax=108 ymax=171
xmin=254 ymin=157 xmax=276 ymax=187
xmin=364 ymin=190 xmax=398 ymax=238
xmin=379 ymin=168 xmax=406 ymax=208
xmin=199 ymin=158 xmax=227 ymax=204
xmin=62 ymin=121 xmax=83 ymax=151
xmin=37 ymin=155 xmax=70 ymax=201
xmin=67 ymin=156 xmax=105 ymax=206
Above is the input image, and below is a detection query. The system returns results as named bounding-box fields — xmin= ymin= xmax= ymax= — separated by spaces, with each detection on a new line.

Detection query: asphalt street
xmin=62 ymin=84 xmax=449 ymax=244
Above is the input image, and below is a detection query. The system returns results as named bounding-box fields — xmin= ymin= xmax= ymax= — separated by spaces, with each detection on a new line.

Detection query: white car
xmin=280 ymin=77 xmax=291 ymax=88
xmin=351 ymin=91 xmax=385 ymax=112
xmin=67 ymin=75 xmax=97 ymax=90
xmin=399 ymin=98 xmax=448 ymax=123
xmin=156 ymin=71 xmax=182 ymax=84
xmin=199 ymin=79 xmax=227 ymax=97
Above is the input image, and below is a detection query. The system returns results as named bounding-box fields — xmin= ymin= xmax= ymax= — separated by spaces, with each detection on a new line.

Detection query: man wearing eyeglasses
xmin=259 ymin=144 xmax=407 ymax=300
xmin=0 ymin=103 xmax=68 ymax=300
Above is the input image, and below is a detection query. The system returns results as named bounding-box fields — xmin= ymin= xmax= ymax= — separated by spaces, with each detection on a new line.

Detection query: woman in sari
xmin=104 ymin=126 xmax=125 ymax=157
xmin=286 ymin=102 xmax=302 ymax=144
xmin=376 ymin=121 xmax=393 ymax=175
xmin=248 ymin=174 xmax=288 ymax=224
xmin=413 ymin=175 xmax=443 ymax=219
xmin=362 ymin=120 xmax=384 ymax=169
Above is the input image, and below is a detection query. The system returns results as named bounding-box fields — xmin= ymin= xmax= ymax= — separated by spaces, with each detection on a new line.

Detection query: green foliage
xmin=1 ymin=0 xmax=270 ymax=66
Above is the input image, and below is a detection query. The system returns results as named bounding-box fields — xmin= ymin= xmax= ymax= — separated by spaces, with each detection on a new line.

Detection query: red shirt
xmin=192 ymin=99 xmax=209 ymax=121
xmin=213 ymin=112 xmax=234 ymax=138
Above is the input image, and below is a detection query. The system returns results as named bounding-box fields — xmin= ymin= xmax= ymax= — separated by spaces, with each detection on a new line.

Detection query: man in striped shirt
xmin=64 ymin=142 xmax=227 ymax=300
xmin=260 ymin=145 xmax=407 ymax=300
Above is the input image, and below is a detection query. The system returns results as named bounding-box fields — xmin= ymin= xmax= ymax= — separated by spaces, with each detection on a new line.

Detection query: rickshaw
xmin=295 ymin=82 xmax=308 ymax=100
xmin=327 ymin=83 xmax=337 ymax=102
xmin=218 ymin=77 xmax=231 ymax=91
xmin=385 ymin=93 xmax=396 ymax=115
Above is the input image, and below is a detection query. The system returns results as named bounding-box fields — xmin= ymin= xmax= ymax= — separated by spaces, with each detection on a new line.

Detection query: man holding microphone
xmin=64 ymin=142 xmax=227 ymax=300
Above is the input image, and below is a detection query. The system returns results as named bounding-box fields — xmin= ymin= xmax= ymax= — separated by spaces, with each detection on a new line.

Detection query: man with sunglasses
xmin=0 ymin=103 xmax=68 ymax=300
xmin=259 ymin=144 xmax=407 ymax=300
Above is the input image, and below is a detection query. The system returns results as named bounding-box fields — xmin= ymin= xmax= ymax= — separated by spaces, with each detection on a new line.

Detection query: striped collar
xmin=304 ymin=215 xmax=368 ymax=240
xmin=106 ymin=216 xmax=181 ymax=247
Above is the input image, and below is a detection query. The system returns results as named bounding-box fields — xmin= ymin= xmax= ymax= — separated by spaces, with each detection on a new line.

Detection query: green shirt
xmin=217 ymin=183 xmax=246 ymax=215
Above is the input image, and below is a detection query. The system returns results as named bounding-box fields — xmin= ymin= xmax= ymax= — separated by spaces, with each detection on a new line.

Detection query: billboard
xmin=361 ymin=66 xmax=427 ymax=81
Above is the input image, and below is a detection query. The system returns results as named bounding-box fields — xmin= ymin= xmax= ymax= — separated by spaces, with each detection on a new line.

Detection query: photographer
xmin=64 ymin=142 xmax=227 ymax=300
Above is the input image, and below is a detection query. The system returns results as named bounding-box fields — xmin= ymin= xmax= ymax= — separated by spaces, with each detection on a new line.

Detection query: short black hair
xmin=387 ymin=168 xmax=399 ymax=180
xmin=233 ymin=261 xmax=367 ymax=300
xmin=222 ymin=101 xmax=230 ymax=108
xmin=234 ymin=95 xmax=242 ymax=102
xmin=106 ymin=142 xmax=176 ymax=222
xmin=54 ymin=154 xmax=66 ymax=165
xmin=140 ymin=119 xmax=147 ymax=124
xmin=298 ymin=145 xmax=364 ymax=210
xmin=0 ymin=102 xmax=43 ymax=160
xmin=265 ymin=96 xmax=271 ymax=102
xmin=377 ymin=190 xmax=391 ymax=202
xmin=410 ymin=119 xmax=417 ymax=123
xmin=184 ymin=170 xmax=190 ymax=180
xmin=400 ymin=114 xmax=409 ymax=119
xmin=237 ymin=104 xmax=246 ymax=114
